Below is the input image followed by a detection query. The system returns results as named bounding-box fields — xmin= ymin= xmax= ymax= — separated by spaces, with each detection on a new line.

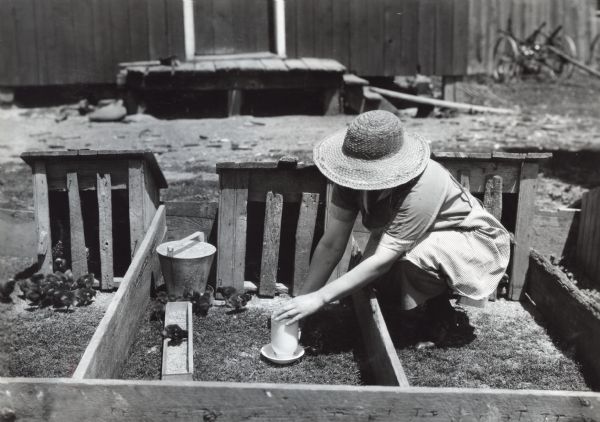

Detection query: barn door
xmin=193 ymin=0 xmax=271 ymax=55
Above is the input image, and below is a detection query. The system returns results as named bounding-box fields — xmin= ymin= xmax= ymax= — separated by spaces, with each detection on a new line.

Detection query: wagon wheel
xmin=546 ymin=34 xmax=577 ymax=80
xmin=492 ymin=35 xmax=520 ymax=82
xmin=588 ymin=35 xmax=600 ymax=71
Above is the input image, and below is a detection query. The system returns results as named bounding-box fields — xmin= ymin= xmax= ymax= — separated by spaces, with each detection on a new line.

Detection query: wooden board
xmin=437 ymin=160 xmax=521 ymax=193
xmin=161 ymin=302 xmax=193 ymax=381
xmin=164 ymin=201 xmax=218 ymax=244
xmin=217 ymin=171 xmax=249 ymax=294
xmin=97 ymin=173 xmax=114 ymax=291
xmin=352 ymin=288 xmax=410 ymax=387
xmin=483 ymin=174 xmax=503 ymax=220
xmin=73 ymin=205 xmax=166 ymax=379
xmin=128 ymin=160 xmax=145 ymax=259
xmin=527 ymin=250 xmax=600 ymax=387
xmin=67 ymin=172 xmax=88 ymax=280
xmin=147 ymin=0 xmax=170 ymax=59
xmin=32 ymin=161 xmax=52 ymax=274
xmin=532 ymin=208 xmax=579 ymax=262
xmin=510 ymin=162 xmax=538 ymax=300
xmin=2 ymin=378 xmax=599 ymax=421
xmin=259 ymin=191 xmax=283 ymax=297
xmin=292 ymin=193 xmax=320 ymax=296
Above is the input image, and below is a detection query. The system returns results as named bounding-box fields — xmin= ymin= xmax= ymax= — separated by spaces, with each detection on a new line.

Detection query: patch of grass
xmin=0 ymin=291 xmax=113 ymax=378
xmin=121 ymin=298 xmax=367 ymax=385
xmin=388 ymin=301 xmax=589 ymax=390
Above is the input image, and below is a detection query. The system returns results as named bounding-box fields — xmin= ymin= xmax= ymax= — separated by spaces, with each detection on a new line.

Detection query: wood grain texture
xmin=97 ymin=173 xmax=114 ymax=291
xmin=483 ymin=174 xmax=503 ymax=220
xmin=67 ymin=172 xmax=88 ymax=280
xmin=510 ymin=162 xmax=538 ymax=300
xmin=32 ymin=161 xmax=52 ymax=274
xmin=217 ymin=171 xmax=249 ymax=293
xmin=128 ymin=160 xmax=145 ymax=258
xmin=292 ymin=192 xmax=320 ymax=296
xmin=437 ymin=160 xmax=520 ymax=193
xmin=527 ymin=250 xmax=600 ymax=387
xmin=352 ymin=288 xmax=410 ymax=387
xmin=2 ymin=377 xmax=599 ymax=421
xmin=259 ymin=191 xmax=283 ymax=297
xmin=161 ymin=302 xmax=193 ymax=381
xmin=73 ymin=205 xmax=166 ymax=379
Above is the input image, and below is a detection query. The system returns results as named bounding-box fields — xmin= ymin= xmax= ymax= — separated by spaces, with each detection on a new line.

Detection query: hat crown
xmin=342 ymin=111 xmax=404 ymax=160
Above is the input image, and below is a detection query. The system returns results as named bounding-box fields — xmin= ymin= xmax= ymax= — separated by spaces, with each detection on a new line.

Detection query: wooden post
xmin=67 ymin=172 xmax=88 ymax=279
xmin=322 ymin=88 xmax=341 ymax=115
xmin=128 ymin=160 xmax=145 ymax=258
xmin=217 ymin=171 xmax=249 ymax=294
xmin=292 ymin=192 xmax=319 ymax=295
xmin=182 ymin=0 xmax=195 ymax=61
xmin=458 ymin=170 xmax=470 ymax=190
xmin=259 ymin=191 xmax=283 ymax=297
xmin=227 ymin=89 xmax=242 ymax=116
xmin=442 ymin=75 xmax=462 ymax=102
xmin=97 ymin=173 xmax=114 ymax=290
xmin=510 ymin=162 xmax=538 ymax=300
xmin=483 ymin=175 xmax=503 ymax=221
xmin=273 ymin=0 xmax=287 ymax=57
xmin=161 ymin=302 xmax=193 ymax=381
xmin=32 ymin=161 xmax=52 ymax=274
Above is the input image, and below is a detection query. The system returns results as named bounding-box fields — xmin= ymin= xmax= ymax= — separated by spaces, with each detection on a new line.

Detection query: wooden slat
xmin=350 ymin=0 xmax=370 ymax=74
xmin=353 ymin=287 xmax=410 ymax=387
xmin=438 ymin=160 xmax=520 ymax=193
xmin=90 ymin=0 xmax=114 ymax=82
xmin=587 ymin=189 xmax=600 ymax=284
xmin=32 ymin=161 xmax=52 ymax=274
xmin=13 ymin=0 xmax=38 ymax=85
xmin=292 ymin=193 xmax=320 ymax=296
xmin=147 ymin=0 xmax=170 ymax=59
xmin=128 ymin=160 xmax=145 ymax=258
xmin=193 ymin=0 xmax=215 ymax=54
xmin=161 ymin=302 xmax=193 ymax=381
xmin=73 ymin=205 xmax=166 ymax=379
xmin=366 ymin=0 xmax=385 ymax=75
xmin=458 ymin=169 xmax=471 ymax=190
xmin=259 ymin=191 xmax=283 ymax=297
xmin=581 ymin=189 xmax=597 ymax=279
xmin=527 ymin=250 xmax=600 ymax=385
xmin=452 ymin=0 xmax=470 ymax=75
xmin=217 ymin=171 xmax=249 ymax=294
xmin=509 ymin=162 xmax=538 ymax=300
xmin=260 ymin=58 xmax=288 ymax=72
xmin=0 ymin=0 xmax=19 ymax=85
xmin=296 ymin=0 xmax=315 ymax=57
xmin=417 ymin=0 xmax=436 ymax=75
xmin=67 ymin=172 xmax=88 ymax=280
xmin=97 ymin=173 xmax=114 ymax=291
xmin=3 ymin=378 xmax=599 ymax=421
xmin=332 ymin=0 xmax=351 ymax=66
xmin=285 ymin=0 xmax=298 ymax=57
xmin=577 ymin=191 xmax=591 ymax=271
xmin=108 ymin=0 xmax=131 ymax=65
xmin=166 ymin=0 xmax=186 ymax=58
xmin=128 ymin=0 xmax=150 ymax=61
xmin=212 ymin=0 xmax=235 ymax=54
xmin=483 ymin=175 xmax=503 ymax=220
xmin=314 ymin=0 xmax=334 ymax=58
xmin=143 ymin=161 xmax=160 ymax=232
xmin=435 ymin=0 xmax=454 ymax=75
xmin=399 ymin=0 xmax=419 ymax=75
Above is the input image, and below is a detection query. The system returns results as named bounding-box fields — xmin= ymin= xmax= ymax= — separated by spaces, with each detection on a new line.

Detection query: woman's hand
xmin=273 ymin=292 xmax=327 ymax=325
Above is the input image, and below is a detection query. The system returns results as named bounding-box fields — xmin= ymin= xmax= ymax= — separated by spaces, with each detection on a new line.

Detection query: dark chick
xmin=25 ymin=285 xmax=43 ymax=306
xmin=191 ymin=285 xmax=214 ymax=317
xmin=149 ymin=300 xmax=166 ymax=322
xmin=0 ymin=278 xmax=16 ymax=303
xmin=76 ymin=273 xmax=95 ymax=289
xmin=54 ymin=257 xmax=68 ymax=273
xmin=54 ymin=290 xmax=75 ymax=311
xmin=217 ymin=286 xmax=238 ymax=300
xmin=155 ymin=291 xmax=169 ymax=304
xmin=161 ymin=324 xmax=188 ymax=346
xmin=225 ymin=291 xmax=252 ymax=310
xmin=75 ymin=287 xmax=96 ymax=306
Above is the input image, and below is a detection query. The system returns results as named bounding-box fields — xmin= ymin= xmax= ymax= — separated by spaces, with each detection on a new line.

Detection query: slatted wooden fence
xmin=467 ymin=0 xmax=598 ymax=74
xmin=576 ymin=186 xmax=600 ymax=289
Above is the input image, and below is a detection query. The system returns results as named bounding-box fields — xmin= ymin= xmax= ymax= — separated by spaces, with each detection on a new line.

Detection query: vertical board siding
xmin=577 ymin=188 xmax=600 ymax=289
xmin=467 ymin=0 xmax=598 ymax=75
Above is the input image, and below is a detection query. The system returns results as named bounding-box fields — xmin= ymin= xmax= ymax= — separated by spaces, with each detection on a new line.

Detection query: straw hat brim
xmin=313 ymin=128 xmax=431 ymax=190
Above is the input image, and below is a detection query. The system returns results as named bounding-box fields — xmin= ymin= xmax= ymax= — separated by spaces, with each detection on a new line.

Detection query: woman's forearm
xmin=297 ymin=239 xmax=346 ymax=295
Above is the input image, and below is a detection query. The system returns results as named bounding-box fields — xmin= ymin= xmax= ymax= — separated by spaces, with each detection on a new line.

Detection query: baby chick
xmin=155 ymin=291 xmax=169 ymax=304
xmin=54 ymin=290 xmax=75 ymax=311
xmin=218 ymin=287 xmax=252 ymax=310
xmin=76 ymin=273 xmax=95 ymax=289
xmin=75 ymin=287 xmax=96 ymax=306
xmin=54 ymin=257 xmax=68 ymax=273
xmin=25 ymin=285 xmax=43 ymax=306
xmin=149 ymin=300 xmax=166 ymax=322
xmin=0 ymin=278 xmax=16 ymax=303
xmin=191 ymin=285 xmax=214 ymax=316
xmin=161 ymin=324 xmax=188 ymax=346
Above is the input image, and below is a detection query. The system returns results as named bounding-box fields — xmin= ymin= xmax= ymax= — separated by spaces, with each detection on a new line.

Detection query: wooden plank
xmin=147 ymin=0 xmax=169 ymax=59
xmin=227 ymin=89 xmax=242 ymax=116
xmin=458 ymin=169 xmax=471 ymax=190
xmin=399 ymin=0 xmax=419 ymax=75
xmin=435 ymin=0 xmax=454 ymax=75
xmin=44 ymin=160 xmax=128 ymax=191
xmin=483 ymin=174 xmax=503 ymax=220
xmin=436 ymin=160 xmax=520 ymax=193
xmin=143 ymin=161 xmax=160 ymax=232
xmin=532 ymin=207 xmax=580 ymax=262
xmin=128 ymin=0 xmax=150 ymax=61
xmin=67 ymin=172 xmax=88 ymax=280
xmin=353 ymin=287 xmax=410 ymax=387
xmin=4 ymin=378 xmax=600 ymax=421
xmin=332 ymin=0 xmax=351 ymax=66
xmin=97 ymin=173 xmax=114 ymax=291
xmin=166 ymin=0 xmax=186 ymax=58
xmin=32 ymin=161 xmax=52 ymax=274
xmin=527 ymin=250 xmax=600 ymax=385
xmin=314 ymin=0 xmax=333 ymax=58
xmin=296 ymin=0 xmax=315 ymax=57
xmin=73 ymin=205 xmax=166 ymax=379
xmin=259 ymin=191 xmax=283 ymax=297
xmin=509 ymin=162 xmax=538 ymax=300
xmin=452 ymin=0 xmax=470 ymax=75
xmin=587 ymin=189 xmax=600 ymax=284
xmin=576 ymin=191 xmax=591 ymax=271
xmin=581 ymin=188 xmax=597 ymax=279
xmin=285 ymin=0 xmax=298 ymax=57
xmin=366 ymin=0 xmax=385 ymax=75
xmin=350 ymin=0 xmax=370 ymax=74
xmin=292 ymin=193 xmax=320 ymax=296
xmin=417 ymin=0 xmax=436 ymax=75
xmin=161 ymin=302 xmax=193 ymax=381
xmin=217 ymin=171 xmax=249 ymax=294
xmin=193 ymin=0 xmax=215 ymax=55
xmin=128 ymin=160 xmax=145 ymax=258
xmin=0 ymin=0 xmax=19 ymax=85
xmin=260 ymin=58 xmax=288 ymax=72
xmin=212 ymin=0 xmax=235 ymax=54
xmin=13 ymin=0 xmax=38 ymax=85
xmin=108 ymin=0 xmax=131 ymax=65
xmin=70 ymin=0 xmax=95 ymax=83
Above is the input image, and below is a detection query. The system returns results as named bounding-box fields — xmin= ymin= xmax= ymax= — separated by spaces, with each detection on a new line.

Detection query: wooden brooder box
xmin=2 ymin=153 xmax=600 ymax=420
xmin=20 ymin=150 xmax=168 ymax=290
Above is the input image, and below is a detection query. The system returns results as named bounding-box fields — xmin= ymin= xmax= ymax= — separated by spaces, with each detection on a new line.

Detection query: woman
xmin=274 ymin=110 xmax=510 ymax=344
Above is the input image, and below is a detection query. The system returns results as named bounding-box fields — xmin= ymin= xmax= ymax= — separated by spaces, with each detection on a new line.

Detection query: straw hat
xmin=313 ymin=110 xmax=430 ymax=190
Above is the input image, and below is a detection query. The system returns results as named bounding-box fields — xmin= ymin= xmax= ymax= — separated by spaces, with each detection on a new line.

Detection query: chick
xmin=76 ymin=273 xmax=95 ymax=289
xmin=0 ymin=278 xmax=16 ymax=303
xmin=161 ymin=324 xmax=188 ymax=346
xmin=191 ymin=285 xmax=214 ymax=317
xmin=155 ymin=291 xmax=169 ymax=304
xmin=217 ymin=286 xmax=238 ymax=300
xmin=54 ymin=290 xmax=75 ymax=311
xmin=54 ymin=257 xmax=68 ymax=273
xmin=149 ymin=300 xmax=166 ymax=322
xmin=25 ymin=285 xmax=43 ymax=306
xmin=226 ymin=291 xmax=252 ymax=310
xmin=75 ymin=287 xmax=96 ymax=306
xmin=19 ymin=274 xmax=44 ymax=299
